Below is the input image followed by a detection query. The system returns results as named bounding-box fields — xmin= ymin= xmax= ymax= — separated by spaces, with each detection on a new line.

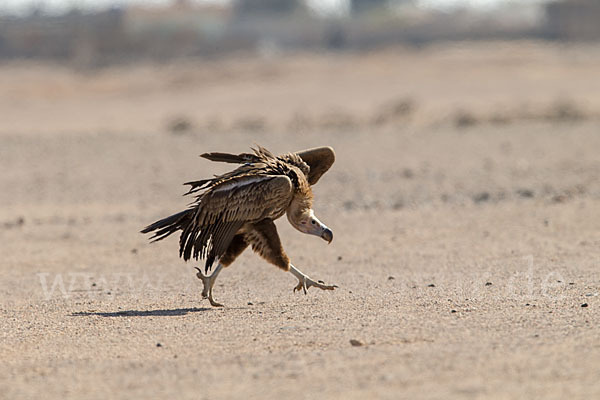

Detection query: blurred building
xmin=545 ymin=0 xmax=600 ymax=40
xmin=125 ymin=1 xmax=232 ymax=38
xmin=234 ymin=0 xmax=306 ymax=16
xmin=123 ymin=1 xmax=235 ymax=60
xmin=0 ymin=8 xmax=124 ymax=63
xmin=350 ymin=0 xmax=388 ymax=15
xmin=0 ymin=1 xmax=237 ymax=65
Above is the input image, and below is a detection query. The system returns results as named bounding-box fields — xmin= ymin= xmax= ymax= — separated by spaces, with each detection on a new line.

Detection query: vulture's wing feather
xmin=295 ymin=146 xmax=336 ymax=185
xmin=200 ymin=151 xmax=260 ymax=164
xmin=180 ymin=174 xmax=294 ymax=271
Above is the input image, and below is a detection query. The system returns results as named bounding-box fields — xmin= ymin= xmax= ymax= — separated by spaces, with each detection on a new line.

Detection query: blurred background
xmin=1 ymin=0 xmax=599 ymax=212
xmin=0 ymin=0 xmax=598 ymax=64
xmin=1 ymin=0 xmax=599 ymax=133
xmin=2 ymin=0 xmax=600 ymax=236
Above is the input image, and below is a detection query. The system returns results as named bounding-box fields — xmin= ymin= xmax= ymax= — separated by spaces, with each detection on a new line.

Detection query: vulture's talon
xmin=293 ymin=273 xmax=337 ymax=293
xmin=209 ymin=298 xmax=224 ymax=307
xmin=293 ymin=279 xmax=308 ymax=294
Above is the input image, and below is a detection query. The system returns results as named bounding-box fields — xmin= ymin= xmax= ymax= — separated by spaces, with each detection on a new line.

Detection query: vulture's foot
xmin=293 ymin=277 xmax=338 ymax=294
xmin=289 ymin=264 xmax=338 ymax=295
xmin=195 ymin=264 xmax=224 ymax=307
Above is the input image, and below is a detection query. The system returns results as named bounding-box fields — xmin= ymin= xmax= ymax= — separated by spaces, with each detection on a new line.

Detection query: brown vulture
xmin=141 ymin=146 xmax=337 ymax=306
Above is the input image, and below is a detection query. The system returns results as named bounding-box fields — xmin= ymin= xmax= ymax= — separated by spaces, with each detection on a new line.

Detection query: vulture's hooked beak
xmin=321 ymin=227 xmax=333 ymax=244
xmin=312 ymin=214 xmax=333 ymax=244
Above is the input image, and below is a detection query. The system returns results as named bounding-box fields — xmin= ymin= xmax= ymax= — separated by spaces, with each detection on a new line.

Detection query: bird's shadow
xmin=71 ymin=307 xmax=211 ymax=317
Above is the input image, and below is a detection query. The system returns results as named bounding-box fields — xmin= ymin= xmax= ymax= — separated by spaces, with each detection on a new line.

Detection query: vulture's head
xmin=287 ymin=207 xmax=333 ymax=244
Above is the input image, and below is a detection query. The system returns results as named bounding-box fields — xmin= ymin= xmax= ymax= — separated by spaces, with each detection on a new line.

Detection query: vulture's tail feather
xmin=140 ymin=209 xmax=194 ymax=242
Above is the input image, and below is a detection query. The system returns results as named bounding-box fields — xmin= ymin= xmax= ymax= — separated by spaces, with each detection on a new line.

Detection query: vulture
xmin=141 ymin=146 xmax=337 ymax=306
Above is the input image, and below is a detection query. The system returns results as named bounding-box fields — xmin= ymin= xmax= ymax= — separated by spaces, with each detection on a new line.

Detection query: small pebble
xmin=517 ymin=189 xmax=534 ymax=198
xmin=427 ymin=284 xmax=435 ymax=288
xmin=337 ymin=256 xmax=343 ymax=261
xmin=581 ymin=303 xmax=588 ymax=308
xmin=350 ymin=339 xmax=364 ymax=347
xmin=247 ymin=302 xmax=253 ymax=306
xmin=388 ymin=276 xmax=395 ymax=281
xmin=485 ymin=282 xmax=492 ymax=286
xmin=451 ymin=310 xmax=457 ymax=313
xmin=473 ymin=192 xmax=490 ymax=203
xmin=156 ymin=343 xmax=162 ymax=347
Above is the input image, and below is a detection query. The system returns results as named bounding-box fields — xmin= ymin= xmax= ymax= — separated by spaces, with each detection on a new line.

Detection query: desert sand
xmin=1 ymin=41 xmax=599 ymax=399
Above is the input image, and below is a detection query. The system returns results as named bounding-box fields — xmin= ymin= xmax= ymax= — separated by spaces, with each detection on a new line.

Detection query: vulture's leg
xmin=195 ymin=234 xmax=249 ymax=307
xmin=295 ymin=146 xmax=335 ymax=185
xmin=249 ymin=219 xmax=337 ymax=294
xmin=195 ymin=264 xmax=224 ymax=307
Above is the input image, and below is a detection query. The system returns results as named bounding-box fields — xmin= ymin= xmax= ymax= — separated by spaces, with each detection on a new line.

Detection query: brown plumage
xmin=141 ymin=146 xmax=337 ymax=306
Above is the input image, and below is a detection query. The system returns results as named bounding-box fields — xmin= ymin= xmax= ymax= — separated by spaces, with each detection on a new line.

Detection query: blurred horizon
xmin=2 ymin=0 xmax=596 ymax=68
xmin=0 ymin=0 xmax=551 ymax=16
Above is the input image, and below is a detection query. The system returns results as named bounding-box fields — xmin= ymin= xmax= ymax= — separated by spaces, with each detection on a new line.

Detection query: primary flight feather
xmin=141 ymin=145 xmax=337 ymax=306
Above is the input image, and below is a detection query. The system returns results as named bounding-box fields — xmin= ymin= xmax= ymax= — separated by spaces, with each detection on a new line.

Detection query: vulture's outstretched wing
xmin=295 ymin=146 xmax=335 ymax=185
xmin=180 ymin=174 xmax=294 ymax=270
xmin=197 ymin=146 xmax=334 ymax=186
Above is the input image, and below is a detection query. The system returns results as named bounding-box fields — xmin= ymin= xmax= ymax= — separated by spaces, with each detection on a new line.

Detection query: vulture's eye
xmin=311 ymin=220 xmax=316 ymax=225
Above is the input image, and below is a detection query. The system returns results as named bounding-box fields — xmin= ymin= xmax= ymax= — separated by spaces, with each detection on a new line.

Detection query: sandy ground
xmin=1 ymin=41 xmax=600 ymax=399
